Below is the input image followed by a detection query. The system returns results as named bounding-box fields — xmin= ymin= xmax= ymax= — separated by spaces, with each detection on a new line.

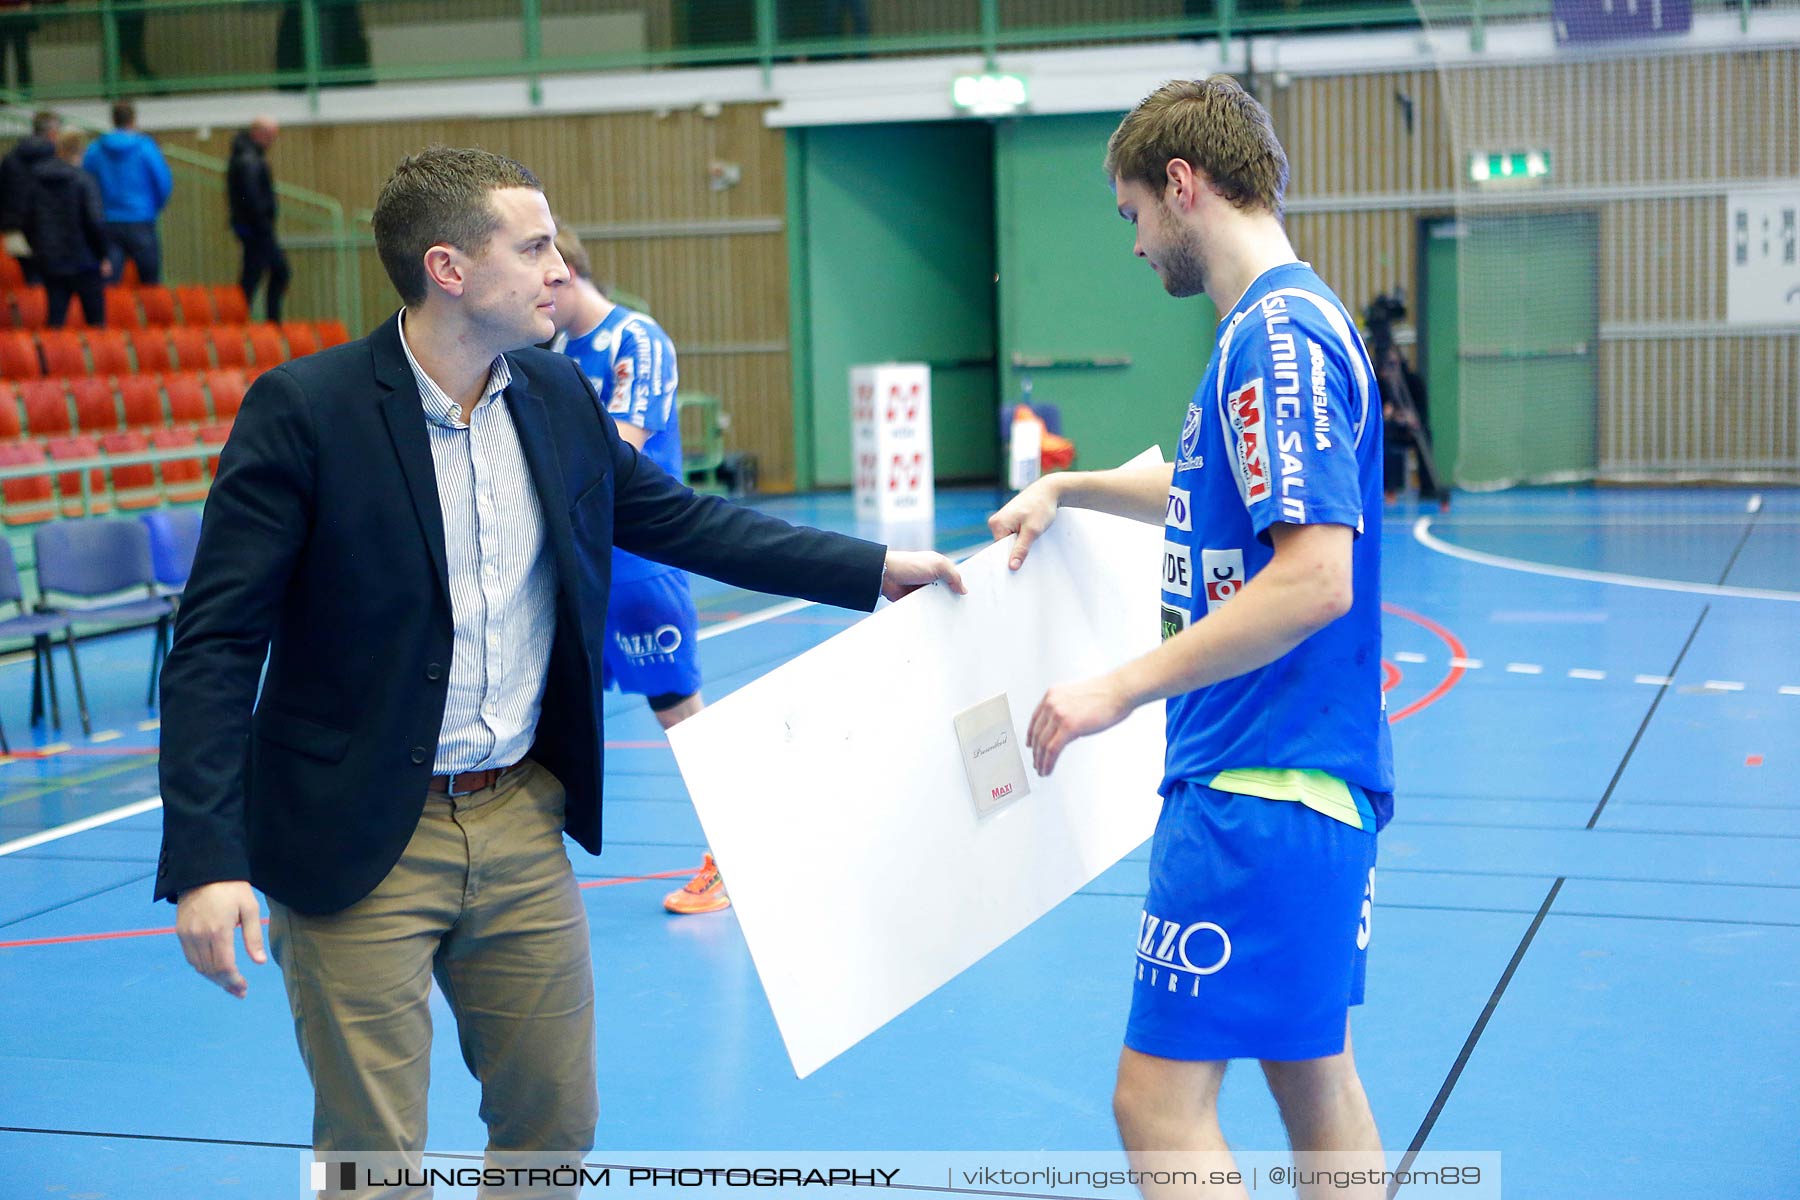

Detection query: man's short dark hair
xmin=1105 ymin=75 xmax=1289 ymax=217
xmin=111 ymin=101 xmax=136 ymax=130
xmin=31 ymin=110 xmax=58 ymax=137
xmin=372 ymin=146 xmax=542 ymax=307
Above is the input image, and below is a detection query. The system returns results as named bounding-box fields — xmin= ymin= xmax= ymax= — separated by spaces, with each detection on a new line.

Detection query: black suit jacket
xmin=155 ymin=315 xmax=885 ymax=915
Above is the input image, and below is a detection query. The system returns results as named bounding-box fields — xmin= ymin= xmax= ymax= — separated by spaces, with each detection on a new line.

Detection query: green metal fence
xmin=7 ymin=0 xmax=1768 ymax=106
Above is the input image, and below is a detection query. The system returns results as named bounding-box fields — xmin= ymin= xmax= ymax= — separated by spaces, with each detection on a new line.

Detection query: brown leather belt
xmin=429 ymin=765 xmax=512 ymax=796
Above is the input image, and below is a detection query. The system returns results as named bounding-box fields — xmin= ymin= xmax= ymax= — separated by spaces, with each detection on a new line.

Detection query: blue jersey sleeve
xmin=1218 ymin=291 xmax=1369 ymax=541
xmin=613 ymin=318 xmax=679 ymax=434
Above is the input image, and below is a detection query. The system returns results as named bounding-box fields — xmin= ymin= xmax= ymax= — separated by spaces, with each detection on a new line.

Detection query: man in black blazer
xmin=156 ymin=147 xmax=961 ymax=1179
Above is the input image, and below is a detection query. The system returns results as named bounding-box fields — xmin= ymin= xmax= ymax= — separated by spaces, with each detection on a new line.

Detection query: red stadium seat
xmin=315 ymin=320 xmax=351 ymax=348
xmin=282 ymin=322 xmax=319 ymax=358
xmin=70 ymin=377 xmax=120 ymax=432
xmin=0 ymin=253 xmax=23 ymax=290
xmin=20 ymin=379 xmax=72 ymax=436
xmin=205 ymin=370 xmax=246 ymax=421
xmin=137 ymin=285 xmax=177 ymax=326
xmin=165 ymin=373 xmax=209 ymax=425
xmin=245 ymin=323 xmax=285 ymax=366
xmin=46 ymin=435 xmax=110 ymax=516
xmin=11 ymin=286 xmax=46 ymax=329
xmin=119 ymin=258 xmax=141 ymax=287
xmin=129 ymin=328 xmax=173 ymax=373
xmin=208 ymin=325 xmax=250 ymax=368
xmin=119 ymin=375 xmax=165 ymax=429
xmin=175 ymin=285 xmax=215 ymax=324
xmin=152 ymin=427 xmax=207 ymax=502
xmin=212 ymin=285 xmax=250 ymax=324
xmin=0 ymin=330 xmax=40 ymax=378
xmin=168 ymin=326 xmax=211 ymax=370
xmin=199 ymin=421 xmax=231 ymax=475
xmin=101 ymin=429 xmax=161 ymax=509
xmin=38 ymin=329 xmax=88 ymax=376
xmin=0 ymin=381 xmax=19 ymax=440
xmin=86 ymin=329 xmax=131 ymax=375
xmin=0 ymin=440 xmax=56 ymax=524
xmin=104 ymin=288 xmax=143 ymax=328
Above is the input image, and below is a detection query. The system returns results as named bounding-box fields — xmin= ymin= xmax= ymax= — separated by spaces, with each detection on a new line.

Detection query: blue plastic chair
xmin=33 ymin=519 xmax=176 ymax=734
xmin=141 ymin=509 xmax=203 ymax=597
xmin=0 ymin=538 xmax=79 ymax=752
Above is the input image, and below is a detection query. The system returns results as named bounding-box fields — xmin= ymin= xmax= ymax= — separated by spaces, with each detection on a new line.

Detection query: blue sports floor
xmin=0 ymin=485 xmax=1796 ymax=1197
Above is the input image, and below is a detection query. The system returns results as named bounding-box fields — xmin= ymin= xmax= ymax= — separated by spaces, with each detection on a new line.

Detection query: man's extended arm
xmin=987 ymin=460 xmax=1174 ymax=569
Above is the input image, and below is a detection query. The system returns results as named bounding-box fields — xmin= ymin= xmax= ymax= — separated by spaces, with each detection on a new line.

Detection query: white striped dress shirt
xmin=398 ymin=313 xmax=557 ymax=773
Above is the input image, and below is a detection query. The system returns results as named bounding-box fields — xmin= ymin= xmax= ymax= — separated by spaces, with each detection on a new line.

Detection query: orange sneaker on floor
xmin=663 ymin=853 xmax=730 ymax=915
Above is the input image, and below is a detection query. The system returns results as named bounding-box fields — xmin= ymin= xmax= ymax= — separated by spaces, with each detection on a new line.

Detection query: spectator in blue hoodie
xmin=82 ymin=100 xmax=172 ymax=285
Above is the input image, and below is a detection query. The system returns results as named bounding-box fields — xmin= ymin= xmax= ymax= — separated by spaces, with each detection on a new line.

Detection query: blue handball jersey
xmin=1160 ymin=262 xmax=1394 ymax=821
xmin=558 ymin=305 xmax=683 ymax=582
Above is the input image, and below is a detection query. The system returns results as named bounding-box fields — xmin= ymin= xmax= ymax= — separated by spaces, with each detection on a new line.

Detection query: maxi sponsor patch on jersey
xmin=1226 ymin=378 xmax=1270 ymax=504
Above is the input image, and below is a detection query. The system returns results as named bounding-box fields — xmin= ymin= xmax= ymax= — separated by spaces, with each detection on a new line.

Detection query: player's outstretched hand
xmin=1027 ymin=674 xmax=1132 ymax=777
xmin=988 ymin=476 xmax=1061 ymax=570
xmin=881 ymin=550 xmax=967 ymax=602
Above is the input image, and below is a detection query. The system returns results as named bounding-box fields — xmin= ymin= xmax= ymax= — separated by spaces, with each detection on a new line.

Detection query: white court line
xmin=1506 ymin=663 xmax=1543 ymax=675
xmin=1635 ymin=674 xmax=1673 ymax=686
xmin=0 ymin=796 xmax=162 ymax=858
xmin=1748 ymin=494 xmax=1763 ymax=514
xmin=696 ymin=540 xmax=992 ymax=643
xmin=1703 ymin=680 xmax=1746 ymax=692
xmin=1780 ymin=686 xmax=1800 ymax=697
xmin=1395 ymin=651 xmax=1428 ymax=664
xmin=1568 ymin=668 xmax=1607 ymax=680
xmin=1448 ymin=657 xmax=1483 ymax=669
xmin=1413 ymin=517 xmax=1800 ymax=603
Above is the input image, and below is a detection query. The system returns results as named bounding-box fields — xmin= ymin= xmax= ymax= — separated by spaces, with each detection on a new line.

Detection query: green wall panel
xmin=994 ymin=113 xmax=1214 ymax=474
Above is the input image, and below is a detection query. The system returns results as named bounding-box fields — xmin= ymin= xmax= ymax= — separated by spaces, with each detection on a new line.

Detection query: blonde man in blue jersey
xmin=991 ymin=77 xmax=1392 ymax=1199
xmin=549 ymin=226 xmax=727 ymax=915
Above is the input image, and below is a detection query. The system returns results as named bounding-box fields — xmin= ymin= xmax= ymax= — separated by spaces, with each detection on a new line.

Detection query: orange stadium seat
xmin=87 ymin=330 xmax=131 ymax=375
xmin=168 ymin=326 xmax=210 ymax=370
xmin=152 ymin=427 xmax=207 ymax=502
xmin=165 ymin=373 xmax=209 ymax=425
xmin=119 ymin=376 xmax=165 ymax=430
xmin=0 ymin=440 xmax=56 ymax=524
xmin=11 ymin=287 xmax=46 ymax=329
xmin=316 ymin=320 xmax=351 ymax=348
xmin=137 ymin=286 xmax=177 ymax=326
xmin=105 ymin=289 xmax=143 ymax=328
xmin=246 ymin=323 xmax=285 ymax=366
xmin=212 ymin=286 xmax=250 ymax=324
xmin=101 ymin=429 xmax=161 ymax=509
xmin=129 ymin=328 xmax=173 ymax=373
xmin=38 ymin=330 xmax=88 ymax=376
xmin=208 ymin=325 xmax=250 ymax=369
xmin=20 ymin=379 xmax=72 ymax=437
xmin=70 ymin=377 xmax=120 ymax=432
xmin=0 ymin=253 xmax=23 ymax=290
xmin=0 ymin=382 xmax=20 ymax=441
xmin=282 ymin=322 xmax=319 ymax=358
xmin=205 ymin=370 xmax=246 ymax=421
xmin=174 ymin=286 xmax=215 ymax=324
xmin=46 ymin=435 xmax=110 ymax=516
xmin=0 ymin=330 xmax=40 ymax=378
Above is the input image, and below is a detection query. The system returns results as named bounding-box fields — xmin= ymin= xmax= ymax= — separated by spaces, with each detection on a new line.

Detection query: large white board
xmin=667 ymin=490 xmax=1166 ymax=1078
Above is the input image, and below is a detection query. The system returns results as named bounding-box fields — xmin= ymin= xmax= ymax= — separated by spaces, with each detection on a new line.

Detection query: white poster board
xmin=1726 ymin=190 xmax=1800 ymax=326
xmin=668 ymin=464 xmax=1166 ymax=1078
xmin=851 ymin=363 xmax=935 ymax=524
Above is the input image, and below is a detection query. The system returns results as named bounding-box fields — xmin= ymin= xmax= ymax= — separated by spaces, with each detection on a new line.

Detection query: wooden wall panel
xmin=162 ymin=104 xmax=801 ymax=486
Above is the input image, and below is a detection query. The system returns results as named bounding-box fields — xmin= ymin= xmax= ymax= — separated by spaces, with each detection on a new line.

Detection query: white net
xmin=1412 ymin=0 xmax=1800 ymax=489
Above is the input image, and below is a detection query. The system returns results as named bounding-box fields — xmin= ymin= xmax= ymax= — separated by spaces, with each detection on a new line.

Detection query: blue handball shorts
xmin=600 ymin=570 xmax=703 ymax=700
xmin=1125 ymin=781 xmax=1381 ymax=1063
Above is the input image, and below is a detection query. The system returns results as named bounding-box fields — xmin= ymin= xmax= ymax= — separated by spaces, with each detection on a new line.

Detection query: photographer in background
xmin=1365 ymin=290 xmax=1444 ymax=505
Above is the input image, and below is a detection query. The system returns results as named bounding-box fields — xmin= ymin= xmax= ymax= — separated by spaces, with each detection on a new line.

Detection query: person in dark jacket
xmin=82 ymin=101 xmax=172 ymax=285
xmin=0 ymin=109 xmax=58 ymax=284
xmin=227 ymin=116 xmax=289 ymax=322
xmin=27 ymin=130 xmax=110 ymax=327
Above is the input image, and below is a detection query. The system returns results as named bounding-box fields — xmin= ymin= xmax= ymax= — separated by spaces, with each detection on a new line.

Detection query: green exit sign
xmin=1468 ymin=150 xmax=1551 ymax=186
xmin=952 ymin=73 xmax=1028 ymax=116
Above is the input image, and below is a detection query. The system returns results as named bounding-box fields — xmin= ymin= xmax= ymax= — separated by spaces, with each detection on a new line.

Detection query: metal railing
xmin=3 ymin=0 xmax=1768 ymax=105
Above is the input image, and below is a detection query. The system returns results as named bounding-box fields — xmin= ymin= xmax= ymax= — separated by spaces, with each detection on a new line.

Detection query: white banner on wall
xmin=1726 ymin=190 xmax=1800 ymax=326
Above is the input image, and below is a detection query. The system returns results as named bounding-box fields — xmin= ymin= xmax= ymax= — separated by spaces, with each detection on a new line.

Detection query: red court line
xmin=1381 ymin=602 xmax=1468 ymax=724
xmin=0 ymin=867 xmax=702 ymax=950
xmin=1382 ymin=660 xmax=1402 ymax=693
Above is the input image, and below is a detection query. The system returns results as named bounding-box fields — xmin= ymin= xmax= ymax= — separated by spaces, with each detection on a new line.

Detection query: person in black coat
xmin=26 ymin=129 xmax=110 ymax=328
xmin=226 ymin=116 xmax=289 ymax=322
xmin=0 ymin=109 xmax=59 ymax=284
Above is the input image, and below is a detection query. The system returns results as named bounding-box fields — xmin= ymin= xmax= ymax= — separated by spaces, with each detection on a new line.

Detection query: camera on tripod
xmin=1362 ymin=288 xmax=1407 ymax=361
